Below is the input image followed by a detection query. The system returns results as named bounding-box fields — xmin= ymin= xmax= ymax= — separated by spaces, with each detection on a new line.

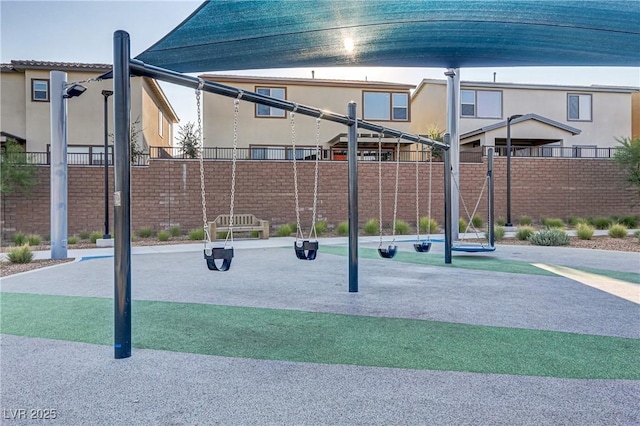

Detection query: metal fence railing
xmin=488 ymin=146 xmax=620 ymax=158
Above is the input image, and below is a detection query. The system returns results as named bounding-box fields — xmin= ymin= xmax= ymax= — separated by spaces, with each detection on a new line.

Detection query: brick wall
xmin=1 ymin=158 xmax=636 ymax=238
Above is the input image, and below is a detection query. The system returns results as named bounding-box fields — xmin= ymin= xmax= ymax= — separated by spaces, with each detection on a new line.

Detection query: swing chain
xmin=415 ymin=144 xmax=421 ymax=241
xmin=427 ymin=147 xmax=433 ymax=238
xmin=196 ymin=83 xmax=209 ymax=244
xmin=309 ymin=117 xmax=321 ymax=240
xmin=225 ymin=98 xmax=240 ymax=247
xmin=378 ymin=133 xmax=384 ymax=248
xmin=391 ymin=138 xmax=400 ymax=241
xmin=290 ymin=110 xmax=303 ymax=241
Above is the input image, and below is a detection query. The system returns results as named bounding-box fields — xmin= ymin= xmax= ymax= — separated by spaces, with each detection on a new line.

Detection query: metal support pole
xmin=445 ymin=69 xmax=460 ymax=242
xmin=50 ymin=71 xmax=68 ymax=260
xmin=102 ymin=90 xmax=113 ymax=239
xmin=114 ymin=30 xmax=132 ymax=359
xmin=487 ymin=147 xmax=495 ymax=247
xmin=443 ymin=133 xmax=452 ymax=264
xmin=347 ymin=102 xmax=358 ymax=292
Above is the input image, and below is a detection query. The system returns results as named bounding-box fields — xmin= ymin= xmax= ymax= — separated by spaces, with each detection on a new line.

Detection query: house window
xmin=363 ymin=92 xmax=409 ymax=121
xmin=461 ymin=90 xmax=502 ymax=118
xmin=568 ymin=94 xmax=592 ymax=121
xmin=32 ymin=79 xmax=49 ymax=102
xmin=158 ymin=110 xmax=164 ymax=137
xmin=255 ymin=87 xmax=286 ymax=117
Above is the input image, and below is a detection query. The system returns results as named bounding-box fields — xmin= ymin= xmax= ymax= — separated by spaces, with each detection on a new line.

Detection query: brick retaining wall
xmin=1 ymin=158 xmax=636 ymax=238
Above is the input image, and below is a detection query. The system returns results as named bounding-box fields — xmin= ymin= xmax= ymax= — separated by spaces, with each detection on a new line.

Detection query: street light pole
xmin=505 ymin=114 xmax=523 ymax=227
xmin=102 ymin=90 xmax=114 ymax=239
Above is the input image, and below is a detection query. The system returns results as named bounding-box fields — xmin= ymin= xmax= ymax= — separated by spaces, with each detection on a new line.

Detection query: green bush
xmin=394 ymin=220 xmax=410 ymax=235
xmin=518 ymin=216 xmax=533 ymax=226
xmin=496 ymin=218 xmax=507 ymax=227
xmin=170 ymin=226 xmax=182 ymax=237
xmin=157 ymin=230 xmax=170 ymax=241
xmin=589 ymin=216 xmax=612 ymax=230
xmin=363 ymin=219 xmax=379 ymax=236
xmin=542 ymin=218 xmax=564 ymax=228
xmin=68 ymin=236 xmax=79 ymax=245
xmin=635 ymin=230 xmax=640 ymax=241
xmin=619 ymin=216 xmax=638 ymax=229
xmin=471 ymin=215 xmax=483 ymax=229
xmin=11 ymin=232 xmax=27 ymax=246
xmin=217 ymin=231 xmax=229 ymax=239
xmin=608 ymin=223 xmax=628 ymax=238
xmin=7 ymin=245 xmax=33 ymax=264
xmin=188 ymin=228 xmax=205 ymax=240
xmin=492 ymin=226 xmax=505 ymax=241
xmin=138 ymin=227 xmax=153 ymax=238
xmin=528 ymin=228 xmax=570 ymax=246
xmin=288 ymin=222 xmax=299 ymax=234
xmin=89 ymin=231 xmax=102 ymax=244
xmin=26 ymin=234 xmax=41 ymax=246
xmin=314 ymin=220 xmax=328 ymax=236
xmin=250 ymin=231 xmax=260 ymax=238
xmin=275 ymin=224 xmax=293 ymax=237
xmin=419 ymin=216 xmax=438 ymax=233
xmin=515 ymin=226 xmax=536 ymax=241
xmin=336 ymin=221 xmax=349 ymax=237
xmin=567 ymin=216 xmax=585 ymax=227
xmin=458 ymin=218 xmax=468 ymax=233
xmin=79 ymin=231 xmax=90 ymax=240
xmin=575 ymin=223 xmax=595 ymax=240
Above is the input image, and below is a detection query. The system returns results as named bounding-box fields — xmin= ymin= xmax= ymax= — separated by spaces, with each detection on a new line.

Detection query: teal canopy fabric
xmin=136 ymin=0 xmax=640 ymax=72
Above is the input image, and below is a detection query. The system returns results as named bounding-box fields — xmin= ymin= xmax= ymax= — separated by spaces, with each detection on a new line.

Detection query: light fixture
xmin=63 ymin=83 xmax=87 ymax=99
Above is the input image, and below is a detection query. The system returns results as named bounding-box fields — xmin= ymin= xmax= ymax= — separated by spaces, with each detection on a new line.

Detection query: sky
xmin=2 ymin=0 xmax=639 ymax=140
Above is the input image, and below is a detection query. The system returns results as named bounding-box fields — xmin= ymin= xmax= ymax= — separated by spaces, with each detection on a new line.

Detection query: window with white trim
xmin=158 ymin=110 xmax=164 ymax=137
xmin=567 ymin=94 xmax=592 ymax=121
xmin=363 ymin=91 xmax=409 ymax=121
xmin=32 ymin=79 xmax=49 ymax=102
xmin=255 ymin=87 xmax=286 ymax=117
xmin=461 ymin=90 xmax=502 ymax=118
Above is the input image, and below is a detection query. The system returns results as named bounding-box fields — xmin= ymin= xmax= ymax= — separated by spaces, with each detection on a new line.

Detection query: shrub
xmin=496 ymin=218 xmax=506 ymax=226
xmin=26 ymin=234 xmax=41 ymax=246
xmin=619 ymin=216 xmax=638 ymax=229
xmin=363 ymin=219 xmax=379 ymax=236
xmin=217 ymin=231 xmax=229 ymax=239
xmin=575 ymin=223 xmax=595 ymax=240
xmin=157 ymin=230 xmax=170 ymax=241
xmin=7 ymin=245 xmax=33 ymax=264
xmin=458 ymin=218 xmax=468 ymax=233
xmin=170 ymin=226 xmax=182 ymax=237
xmin=589 ymin=216 xmax=612 ymax=230
xmin=515 ymin=226 xmax=536 ymax=241
xmin=542 ymin=218 xmax=564 ymax=228
xmin=528 ymin=228 xmax=570 ymax=246
xmin=315 ymin=220 xmax=328 ymax=235
xmin=635 ymin=230 xmax=640 ymax=241
xmin=11 ymin=232 xmax=27 ymax=246
xmin=275 ymin=224 xmax=293 ymax=237
xmin=518 ymin=216 xmax=533 ymax=226
xmin=250 ymin=231 xmax=260 ymax=238
xmin=493 ymin=226 xmax=505 ymax=241
xmin=68 ymin=236 xmax=79 ymax=245
xmin=89 ymin=231 xmax=102 ymax=243
xmin=419 ymin=216 xmax=438 ymax=233
xmin=79 ymin=231 xmax=90 ymax=240
xmin=567 ymin=216 xmax=584 ymax=227
xmin=188 ymin=228 xmax=205 ymax=240
xmin=394 ymin=220 xmax=410 ymax=235
xmin=608 ymin=223 xmax=628 ymax=238
xmin=471 ymin=215 xmax=483 ymax=229
xmin=336 ymin=221 xmax=349 ymax=237
xmin=138 ymin=227 xmax=153 ymax=238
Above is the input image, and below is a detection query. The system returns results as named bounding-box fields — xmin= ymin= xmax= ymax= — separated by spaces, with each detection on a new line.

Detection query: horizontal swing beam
xmin=129 ymin=59 xmax=448 ymax=151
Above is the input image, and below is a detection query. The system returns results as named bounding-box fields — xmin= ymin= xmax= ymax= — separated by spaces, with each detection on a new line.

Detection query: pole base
xmin=96 ymin=238 xmax=115 ymax=247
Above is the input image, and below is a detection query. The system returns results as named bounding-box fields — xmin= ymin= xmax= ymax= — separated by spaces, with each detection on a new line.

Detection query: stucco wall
xmin=0 ymin=72 xmax=26 ymax=138
xmin=1 ymin=158 xmax=635 ymax=238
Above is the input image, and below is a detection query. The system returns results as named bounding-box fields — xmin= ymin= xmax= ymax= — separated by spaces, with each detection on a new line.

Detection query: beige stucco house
xmin=411 ymin=79 xmax=638 ymax=156
xmin=0 ymin=60 xmax=178 ymax=163
xmin=201 ymin=74 xmax=414 ymax=160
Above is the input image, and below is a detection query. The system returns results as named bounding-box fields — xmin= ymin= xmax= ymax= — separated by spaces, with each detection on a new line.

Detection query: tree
xmin=613 ymin=136 xmax=640 ymax=198
xmin=176 ymin=121 xmax=200 ymax=159
xmin=0 ymin=139 xmax=37 ymax=195
xmin=425 ymin=124 xmax=445 ymax=160
xmin=109 ymin=116 xmax=145 ymax=164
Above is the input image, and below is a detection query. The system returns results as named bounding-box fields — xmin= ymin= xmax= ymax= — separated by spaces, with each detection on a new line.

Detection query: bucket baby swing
xmin=376 ymin=133 xmax=401 ymax=259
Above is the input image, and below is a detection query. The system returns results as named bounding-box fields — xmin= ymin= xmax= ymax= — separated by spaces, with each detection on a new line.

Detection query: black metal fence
xmin=489 ymin=146 xmax=620 ymax=158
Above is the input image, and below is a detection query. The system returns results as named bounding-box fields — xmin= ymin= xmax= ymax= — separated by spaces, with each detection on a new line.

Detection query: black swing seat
xmin=451 ymin=244 xmax=496 ymax=253
xmin=413 ymin=241 xmax=432 ymax=253
xmin=294 ymin=240 xmax=318 ymax=260
xmin=378 ymin=244 xmax=397 ymax=259
xmin=204 ymin=247 xmax=234 ymax=271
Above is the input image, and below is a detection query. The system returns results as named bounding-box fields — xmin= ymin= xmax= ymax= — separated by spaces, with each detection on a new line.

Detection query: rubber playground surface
xmin=1 ymin=238 xmax=639 ymax=425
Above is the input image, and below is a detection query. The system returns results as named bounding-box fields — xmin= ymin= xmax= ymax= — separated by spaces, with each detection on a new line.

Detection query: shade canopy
xmin=136 ymin=0 xmax=640 ymax=73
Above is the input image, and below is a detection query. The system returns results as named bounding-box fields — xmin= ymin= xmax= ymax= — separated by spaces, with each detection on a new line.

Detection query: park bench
xmin=208 ymin=214 xmax=269 ymax=240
